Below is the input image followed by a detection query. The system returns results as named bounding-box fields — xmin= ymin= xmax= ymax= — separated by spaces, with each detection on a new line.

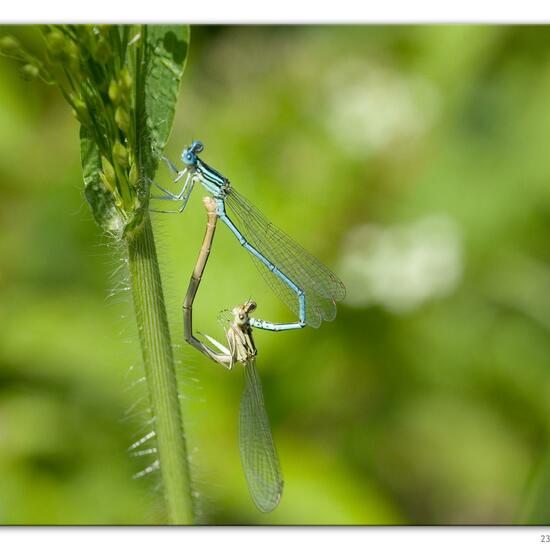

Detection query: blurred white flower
xmin=324 ymin=60 xmax=440 ymax=158
xmin=339 ymin=216 xmax=463 ymax=314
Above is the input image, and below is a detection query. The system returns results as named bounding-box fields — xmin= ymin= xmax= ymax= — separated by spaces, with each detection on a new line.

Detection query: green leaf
xmin=142 ymin=25 xmax=190 ymax=181
xmin=77 ymin=25 xmax=190 ymax=237
xmin=81 ymin=126 xmax=124 ymax=234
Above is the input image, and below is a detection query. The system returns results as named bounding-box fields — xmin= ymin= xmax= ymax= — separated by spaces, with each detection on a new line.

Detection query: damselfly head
xmin=190 ymin=140 xmax=204 ymax=153
xmin=232 ymin=306 xmax=248 ymax=327
xmin=181 ymin=140 xmax=204 ymax=166
xmin=232 ymin=300 xmax=257 ymax=327
xmin=244 ymin=300 xmax=257 ymax=314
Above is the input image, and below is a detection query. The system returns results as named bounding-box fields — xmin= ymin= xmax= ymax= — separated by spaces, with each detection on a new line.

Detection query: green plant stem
xmin=127 ymin=216 xmax=194 ymax=524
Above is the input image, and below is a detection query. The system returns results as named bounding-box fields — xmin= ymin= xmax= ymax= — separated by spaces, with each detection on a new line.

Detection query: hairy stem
xmin=127 ymin=216 xmax=194 ymax=524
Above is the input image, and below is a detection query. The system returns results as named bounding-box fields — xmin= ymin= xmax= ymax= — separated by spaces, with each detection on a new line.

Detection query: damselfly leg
xmin=149 ymin=165 xmax=195 ymax=213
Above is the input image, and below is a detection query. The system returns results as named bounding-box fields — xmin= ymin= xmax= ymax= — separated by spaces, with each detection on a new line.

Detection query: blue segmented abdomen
xmin=224 ymin=187 xmax=345 ymax=329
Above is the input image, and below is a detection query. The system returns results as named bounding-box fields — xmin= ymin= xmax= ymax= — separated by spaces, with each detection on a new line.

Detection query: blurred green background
xmin=2 ymin=25 xmax=550 ymax=525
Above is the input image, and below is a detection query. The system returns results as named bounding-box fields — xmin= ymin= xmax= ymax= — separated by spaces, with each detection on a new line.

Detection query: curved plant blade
xmin=77 ymin=24 xmax=190 ymax=237
xmin=142 ymin=25 xmax=190 ymax=179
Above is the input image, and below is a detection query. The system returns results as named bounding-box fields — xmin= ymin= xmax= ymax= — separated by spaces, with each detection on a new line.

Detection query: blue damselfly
xmin=153 ymin=140 xmax=345 ymax=331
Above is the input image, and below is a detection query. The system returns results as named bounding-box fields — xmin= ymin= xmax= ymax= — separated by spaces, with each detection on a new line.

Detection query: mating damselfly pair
xmin=152 ymin=141 xmax=345 ymax=512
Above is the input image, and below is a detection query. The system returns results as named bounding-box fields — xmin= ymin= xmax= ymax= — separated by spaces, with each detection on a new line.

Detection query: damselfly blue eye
xmin=181 ymin=150 xmax=195 ymax=165
xmin=191 ymin=140 xmax=204 ymax=153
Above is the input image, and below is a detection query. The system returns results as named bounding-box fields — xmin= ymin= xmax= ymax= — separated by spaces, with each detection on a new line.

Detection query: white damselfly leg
xmin=149 ymin=169 xmax=197 ymax=214
xmin=161 ymin=155 xmax=180 ymax=175
xmin=151 ymin=168 xmax=188 ymax=199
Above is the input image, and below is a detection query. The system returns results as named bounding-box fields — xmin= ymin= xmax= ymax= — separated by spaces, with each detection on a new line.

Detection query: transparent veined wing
xmin=225 ymin=187 xmax=346 ymax=328
xmin=239 ymin=358 xmax=283 ymax=512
